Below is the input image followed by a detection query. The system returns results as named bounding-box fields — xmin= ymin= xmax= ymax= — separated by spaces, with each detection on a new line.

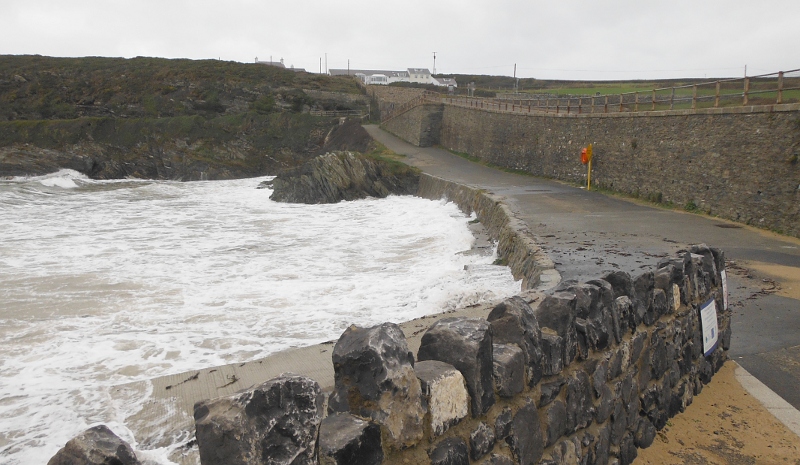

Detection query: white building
xmin=330 ymin=68 xmax=456 ymax=87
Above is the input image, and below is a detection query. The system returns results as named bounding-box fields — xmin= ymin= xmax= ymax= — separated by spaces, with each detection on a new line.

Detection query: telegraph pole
xmin=432 ymin=52 xmax=437 ymax=75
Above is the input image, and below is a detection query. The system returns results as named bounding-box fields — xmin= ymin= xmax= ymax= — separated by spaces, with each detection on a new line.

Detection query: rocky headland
xmin=0 ymin=55 xmax=371 ymax=180
xmin=267 ymin=151 xmax=421 ymax=204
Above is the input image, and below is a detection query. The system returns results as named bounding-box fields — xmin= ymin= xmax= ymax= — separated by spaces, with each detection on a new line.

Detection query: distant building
xmin=331 ymin=67 xmax=456 ymax=88
xmin=255 ymin=57 xmax=285 ymax=68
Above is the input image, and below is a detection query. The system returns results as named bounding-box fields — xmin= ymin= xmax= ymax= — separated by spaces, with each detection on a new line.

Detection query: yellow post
xmin=587 ymin=158 xmax=592 ymax=190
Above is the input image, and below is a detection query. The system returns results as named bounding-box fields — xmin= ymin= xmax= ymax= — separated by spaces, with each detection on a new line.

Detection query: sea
xmin=0 ymin=169 xmax=520 ymax=464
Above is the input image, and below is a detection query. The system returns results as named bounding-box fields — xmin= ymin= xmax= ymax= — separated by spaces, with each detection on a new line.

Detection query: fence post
xmin=634 ymin=92 xmax=639 ymax=112
xmin=567 ymin=98 xmax=571 ymax=114
xmin=604 ymin=95 xmax=608 ymax=113
xmin=715 ymin=81 xmax=720 ymax=108
xmin=778 ymin=71 xmax=784 ymax=104
xmin=743 ymin=77 xmax=750 ymax=105
xmin=591 ymin=96 xmax=595 ymax=114
xmin=670 ymin=87 xmax=675 ymax=110
xmin=619 ymin=94 xmax=624 ymax=112
xmin=692 ymin=84 xmax=697 ymax=110
xmin=652 ymin=89 xmax=656 ymax=110
xmin=578 ymin=97 xmax=582 ymax=114
xmin=545 ymin=98 xmax=549 ymax=113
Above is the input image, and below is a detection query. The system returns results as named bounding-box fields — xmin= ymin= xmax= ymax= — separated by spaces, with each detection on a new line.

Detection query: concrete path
xmin=365 ymin=124 xmax=800 ymax=414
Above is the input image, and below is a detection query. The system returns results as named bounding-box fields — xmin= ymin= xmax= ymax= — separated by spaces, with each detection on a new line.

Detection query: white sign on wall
xmin=721 ymin=269 xmax=728 ymax=310
xmin=700 ymin=297 xmax=719 ymax=357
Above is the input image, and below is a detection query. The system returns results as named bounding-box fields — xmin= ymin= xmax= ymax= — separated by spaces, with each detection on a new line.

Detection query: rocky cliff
xmin=268 ymin=151 xmax=421 ymax=204
xmin=0 ymin=113 xmax=342 ymax=180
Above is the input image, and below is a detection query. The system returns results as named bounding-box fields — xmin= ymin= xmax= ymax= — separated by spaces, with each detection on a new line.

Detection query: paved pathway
xmin=365 ymin=124 xmax=800 ymax=411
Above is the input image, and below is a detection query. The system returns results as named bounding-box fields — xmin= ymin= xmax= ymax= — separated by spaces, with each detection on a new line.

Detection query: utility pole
xmin=432 ymin=52 xmax=437 ymax=75
xmin=348 ymin=59 xmax=350 ymax=75
xmin=325 ymin=53 xmax=328 ymax=75
xmin=513 ymin=63 xmax=517 ymax=92
xmin=319 ymin=57 xmax=322 ymax=74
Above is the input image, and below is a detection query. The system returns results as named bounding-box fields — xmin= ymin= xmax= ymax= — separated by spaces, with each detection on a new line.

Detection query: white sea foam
xmin=0 ymin=174 xmax=520 ymax=464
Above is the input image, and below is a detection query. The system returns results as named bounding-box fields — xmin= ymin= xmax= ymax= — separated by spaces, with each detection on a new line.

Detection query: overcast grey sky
xmin=2 ymin=0 xmax=798 ymax=80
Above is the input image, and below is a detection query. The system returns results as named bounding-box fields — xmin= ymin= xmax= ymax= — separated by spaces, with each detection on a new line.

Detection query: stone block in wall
xmin=618 ymin=432 xmax=638 ymax=465
xmin=612 ymin=296 xmax=634 ymax=339
xmin=610 ymin=399 xmax=627 ymax=446
xmin=470 ymin=422 xmax=496 ymax=461
xmin=540 ymin=331 xmax=565 ymax=375
xmin=329 ymin=323 xmax=425 ymax=449
xmin=595 ymin=383 xmax=615 ymax=423
xmin=193 ymin=374 xmax=324 ymax=465
xmin=535 ymin=292 xmax=578 ymax=369
xmin=545 ymin=437 xmax=582 ymax=465
xmin=506 ymin=399 xmax=545 ymax=465
xmin=690 ymin=244 xmax=720 ymax=286
xmin=414 ymin=360 xmax=469 ymax=438
xmin=587 ymin=423 xmax=611 ymax=465
xmin=319 ymin=413 xmax=384 ymax=465
xmin=487 ymin=296 xmax=544 ymax=385
xmin=603 ymin=271 xmax=634 ymax=300
xmin=566 ymin=370 xmax=594 ymax=433
xmin=47 ymin=425 xmax=140 ymax=465
xmin=492 ymin=343 xmax=525 ymax=397
xmin=543 ymin=400 xmax=567 ymax=447
xmin=494 ymin=407 xmax=513 ymax=441
xmin=430 ymin=437 xmax=469 ymax=465
xmin=654 ymin=264 xmax=681 ymax=314
xmin=634 ymin=416 xmax=656 ymax=450
xmin=418 ymin=317 xmax=496 ymax=417
xmin=634 ymin=271 xmax=656 ymax=326
xmin=539 ymin=376 xmax=566 ymax=407
xmin=480 ymin=454 xmax=514 ymax=465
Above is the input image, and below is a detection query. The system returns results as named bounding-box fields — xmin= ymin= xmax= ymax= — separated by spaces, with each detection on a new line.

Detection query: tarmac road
xmin=365 ymin=124 xmax=800 ymax=411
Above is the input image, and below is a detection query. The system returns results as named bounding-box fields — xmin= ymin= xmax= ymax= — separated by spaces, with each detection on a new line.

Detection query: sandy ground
xmin=636 ymin=362 xmax=800 ymax=465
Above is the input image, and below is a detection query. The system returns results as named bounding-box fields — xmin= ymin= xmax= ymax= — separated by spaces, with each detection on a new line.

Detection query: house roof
xmin=407 ymin=68 xmax=431 ymax=75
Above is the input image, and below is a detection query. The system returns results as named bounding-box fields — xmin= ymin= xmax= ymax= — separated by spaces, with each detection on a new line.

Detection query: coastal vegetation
xmin=0 ymin=55 xmax=371 ymax=179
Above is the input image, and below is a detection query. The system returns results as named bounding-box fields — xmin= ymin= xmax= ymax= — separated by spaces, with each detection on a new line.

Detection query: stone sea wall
xmin=416 ymin=173 xmax=555 ymax=290
xmin=383 ymin=102 xmax=800 ymax=237
xmin=381 ymin=103 xmax=444 ymax=147
xmin=181 ymin=244 xmax=729 ymax=465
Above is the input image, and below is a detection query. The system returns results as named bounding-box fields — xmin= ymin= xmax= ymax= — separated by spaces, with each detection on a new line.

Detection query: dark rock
xmin=612 ymin=296 xmax=633 ymax=338
xmin=319 ymin=413 xmax=384 ymax=465
xmin=418 ymin=317 xmax=496 ymax=417
xmin=588 ymin=424 xmax=611 ymax=465
xmin=539 ymin=376 xmax=566 ymax=407
xmin=492 ymin=343 xmax=525 ymax=397
xmin=481 ymin=454 xmax=515 ymax=465
xmin=47 ymin=425 xmax=140 ymax=465
xmin=690 ymin=244 xmax=719 ymax=285
xmin=652 ymin=288 xmax=668 ymax=322
xmin=270 ymin=151 xmax=420 ymax=204
xmin=592 ymin=358 xmax=608 ymax=397
xmin=506 ymin=400 xmax=544 ymax=465
xmin=535 ymin=292 xmax=578 ymax=367
xmin=488 ymin=296 xmax=544 ymax=385
xmin=610 ymin=400 xmax=627 ymax=446
xmin=566 ymin=370 xmax=594 ymax=432
xmin=618 ymin=433 xmax=638 ymax=465
xmin=629 ymin=330 xmax=648 ymax=366
xmin=544 ymin=400 xmax=567 ymax=447
xmin=540 ymin=332 xmax=565 ymax=375
xmin=430 ymin=437 xmax=469 ymax=465
xmin=602 ymin=271 xmax=634 ymax=299
xmin=650 ymin=333 xmax=668 ymax=379
xmin=595 ymin=383 xmax=615 ymax=423
xmin=470 ymin=422 xmax=496 ymax=461
xmin=329 ymin=323 xmax=425 ymax=449
xmin=633 ymin=271 xmax=655 ymax=326
xmin=194 ymin=374 xmax=323 ymax=465
xmin=414 ymin=360 xmax=469 ymax=437
xmin=494 ymin=407 xmax=513 ymax=440
xmin=634 ymin=417 xmax=656 ymax=449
